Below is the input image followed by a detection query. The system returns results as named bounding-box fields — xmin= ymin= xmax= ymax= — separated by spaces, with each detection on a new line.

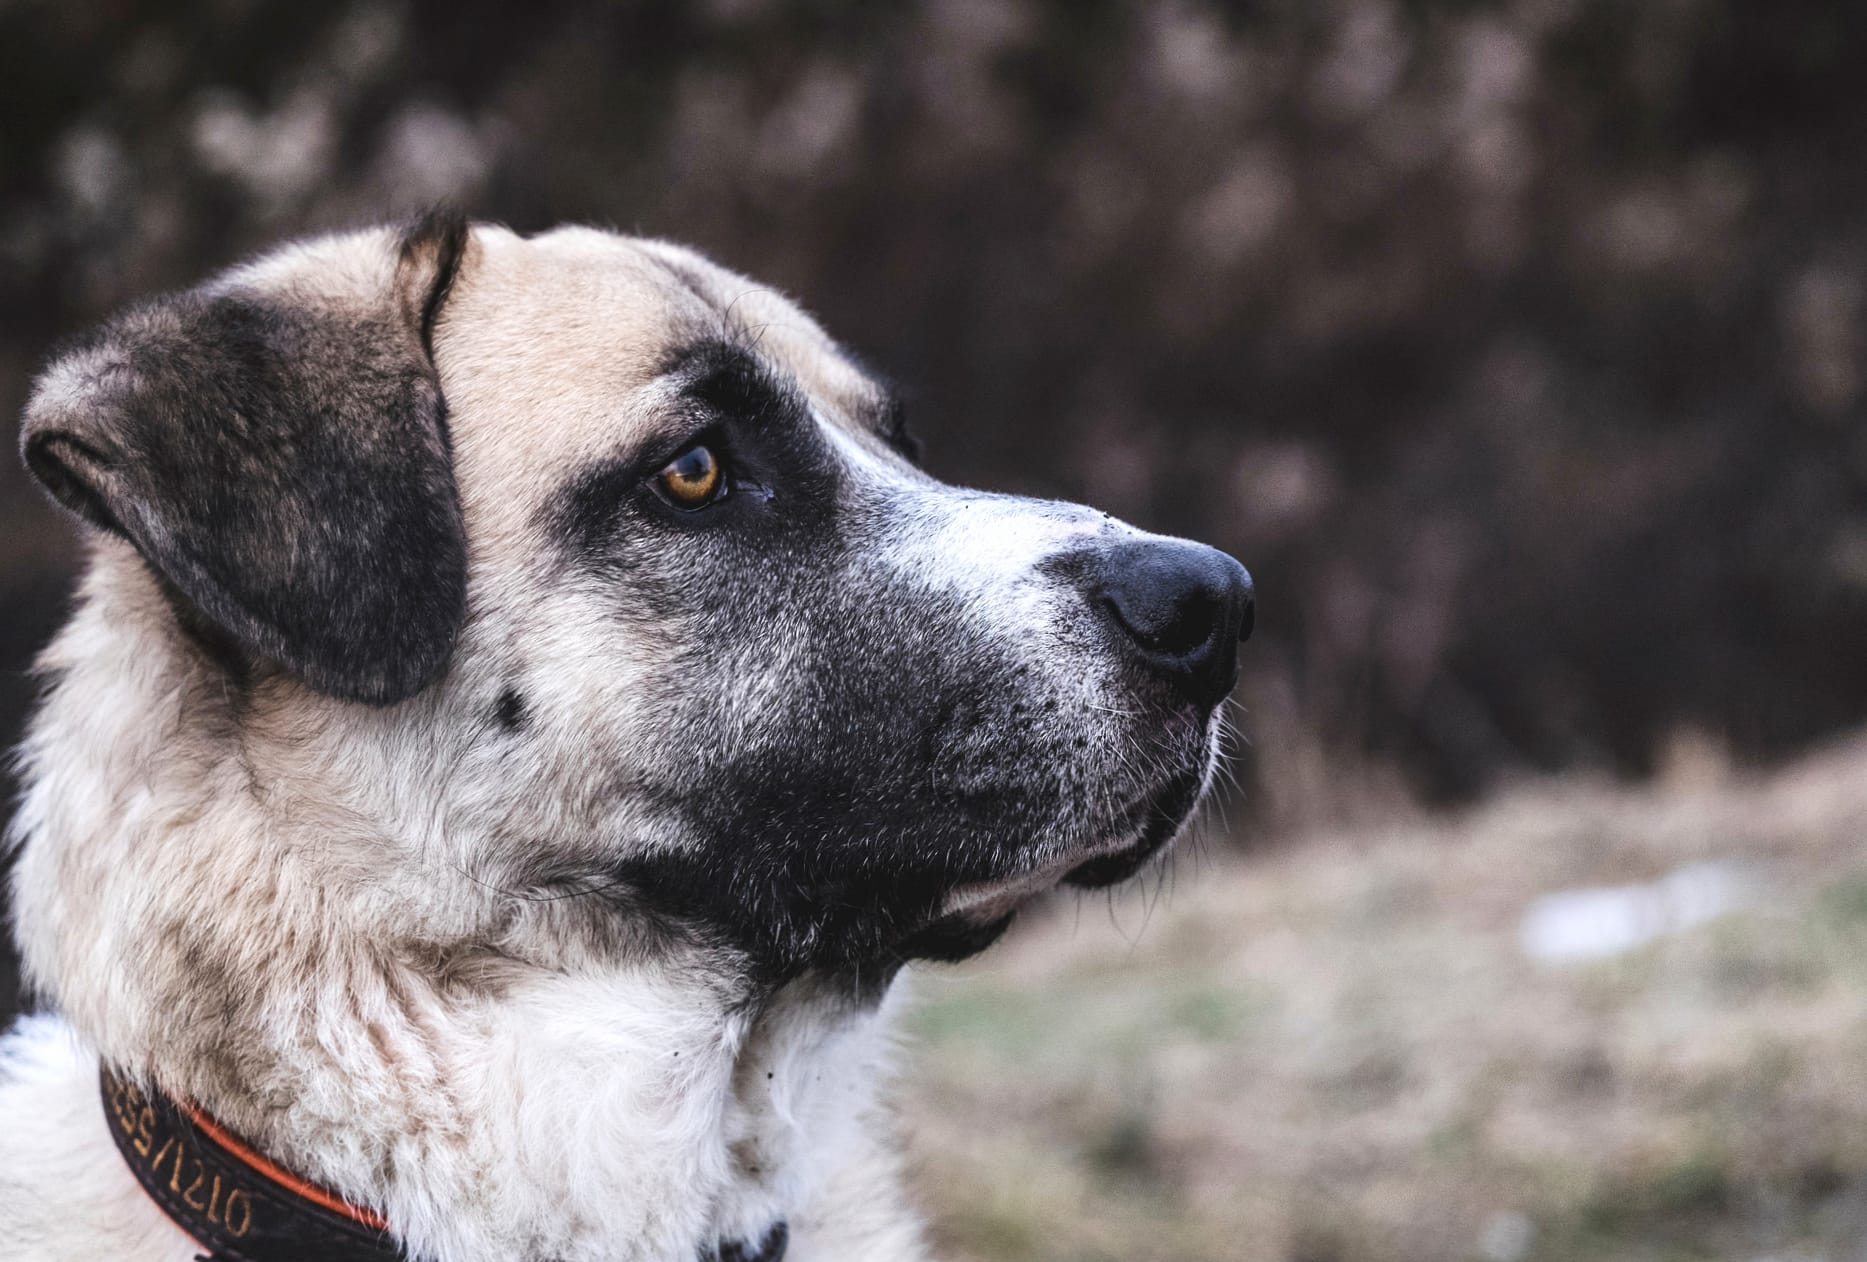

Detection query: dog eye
xmin=654 ymin=444 xmax=726 ymax=509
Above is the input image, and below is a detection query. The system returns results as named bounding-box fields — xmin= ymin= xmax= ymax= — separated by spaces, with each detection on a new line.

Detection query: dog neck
xmin=93 ymin=969 xmax=884 ymax=1262
xmin=10 ymin=563 xmax=905 ymax=1261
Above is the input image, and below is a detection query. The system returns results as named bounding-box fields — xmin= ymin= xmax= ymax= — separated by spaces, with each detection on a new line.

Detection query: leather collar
xmin=100 ymin=1068 xmax=789 ymax=1262
xmin=101 ymin=1067 xmax=400 ymax=1262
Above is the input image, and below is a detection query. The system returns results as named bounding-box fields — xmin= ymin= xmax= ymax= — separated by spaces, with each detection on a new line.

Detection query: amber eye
xmin=655 ymin=444 xmax=725 ymax=509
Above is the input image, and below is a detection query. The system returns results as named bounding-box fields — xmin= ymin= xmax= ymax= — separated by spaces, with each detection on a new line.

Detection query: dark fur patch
xmin=594 ymin=591 xmax=1096 ymax=978
xmin=824 ymin=341 xmax=921 ymax=463
xmin=866 ymin=391 xmax=922 ymax=463
xmin=554 ymin=337 xmax=842 ymax=571
xmin=22 ymin=232 xmax=471 ymax=705
xmin=667 ymin=338 xmax=813 ymax=435
xmin=493 ymin=687 xmax=527 ymax=732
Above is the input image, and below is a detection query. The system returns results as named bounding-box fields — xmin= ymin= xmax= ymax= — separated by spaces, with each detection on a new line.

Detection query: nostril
xmin=1166 ymin=595 xmax=1219 ymax=655
xmin=1104 ymin=587 xmax=1218 ymax=659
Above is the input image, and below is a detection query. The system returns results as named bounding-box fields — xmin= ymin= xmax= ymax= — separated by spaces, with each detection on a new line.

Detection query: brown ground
xmin=903 ymin=731 xmax=1867 ymax=1262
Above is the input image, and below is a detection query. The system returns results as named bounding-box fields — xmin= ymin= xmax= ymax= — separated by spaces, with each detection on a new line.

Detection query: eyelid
xmin=642 ymin=420 xmax=728 ymax=481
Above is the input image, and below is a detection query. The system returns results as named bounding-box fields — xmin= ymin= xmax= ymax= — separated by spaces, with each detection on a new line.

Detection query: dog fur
xmin=0 ymin=218 xmax=1246 ymax=1260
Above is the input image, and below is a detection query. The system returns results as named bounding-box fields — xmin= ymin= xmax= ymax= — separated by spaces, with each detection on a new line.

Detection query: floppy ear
xmin=20 ymin=215 xmax=471 ymax=705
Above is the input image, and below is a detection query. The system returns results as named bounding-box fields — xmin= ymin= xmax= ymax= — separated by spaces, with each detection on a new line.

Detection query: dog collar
xmin=101 ymin=1067 xmax=401 ymax=1261
xmin=101 ymin=1068 xmax=791 ymax=1262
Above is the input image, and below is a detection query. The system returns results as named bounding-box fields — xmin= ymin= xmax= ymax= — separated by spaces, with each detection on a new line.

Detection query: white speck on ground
xmin=1518 ymin=861 xmax=1755 ymax=963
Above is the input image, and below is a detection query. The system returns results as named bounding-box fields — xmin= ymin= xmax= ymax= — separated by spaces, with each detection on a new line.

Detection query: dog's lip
xmin=938 ymin=771 xmax=1203 ymax=922
xmin=940 ymin=840 xmax=1136 ymax=922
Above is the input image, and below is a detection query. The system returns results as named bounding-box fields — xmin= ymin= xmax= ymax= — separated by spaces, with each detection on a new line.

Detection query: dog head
xmin=19 ymin=216 xmax=1253 ymax=982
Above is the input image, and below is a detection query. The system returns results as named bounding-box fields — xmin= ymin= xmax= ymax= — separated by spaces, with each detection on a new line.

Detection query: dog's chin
xmin=1059 ymin=787 xmax=1193 ymax=889
xmin=1059 ymin=763 xmax=1204 ymax=890
xmin=905 ymin=768 xmax=1206 ymax=963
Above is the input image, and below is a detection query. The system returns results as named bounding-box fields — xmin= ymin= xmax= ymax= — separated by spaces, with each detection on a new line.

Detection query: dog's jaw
xmin=927 ymin=712 xmax=1220 ymax=932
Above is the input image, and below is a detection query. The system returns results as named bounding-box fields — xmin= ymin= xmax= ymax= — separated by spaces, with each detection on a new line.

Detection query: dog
xmin=0 ymin=214 xmax=1254 ymax=1261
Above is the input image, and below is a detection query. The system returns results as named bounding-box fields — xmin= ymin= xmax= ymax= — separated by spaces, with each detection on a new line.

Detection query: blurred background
xmin=4 ymin=1 xmax=1867 ymax=1258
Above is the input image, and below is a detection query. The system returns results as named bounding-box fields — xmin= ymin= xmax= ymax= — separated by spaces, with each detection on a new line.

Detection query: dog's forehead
xmin=435 ymin=225 xmax=887 ymax=541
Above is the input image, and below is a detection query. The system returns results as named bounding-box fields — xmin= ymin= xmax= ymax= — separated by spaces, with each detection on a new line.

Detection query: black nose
xmin=1094 ymin=539 xmax=1254 ymax=708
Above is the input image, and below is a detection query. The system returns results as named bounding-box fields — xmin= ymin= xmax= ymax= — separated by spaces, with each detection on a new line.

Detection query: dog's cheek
xmin=603 ymin=578 xmax=1090 ymax=970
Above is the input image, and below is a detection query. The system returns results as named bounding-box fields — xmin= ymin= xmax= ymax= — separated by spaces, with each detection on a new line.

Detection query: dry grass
xmin=901 ymin=732 xmax=1867 ymax=1262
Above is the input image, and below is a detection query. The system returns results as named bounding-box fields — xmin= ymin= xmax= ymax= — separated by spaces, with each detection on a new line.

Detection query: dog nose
xmin=1095 ymin=538 xmax=1254 ymax=708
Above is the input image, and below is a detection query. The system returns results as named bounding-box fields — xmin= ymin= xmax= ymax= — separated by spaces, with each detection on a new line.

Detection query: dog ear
xmin=20 ymin=215 xmax=472 ymax=705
